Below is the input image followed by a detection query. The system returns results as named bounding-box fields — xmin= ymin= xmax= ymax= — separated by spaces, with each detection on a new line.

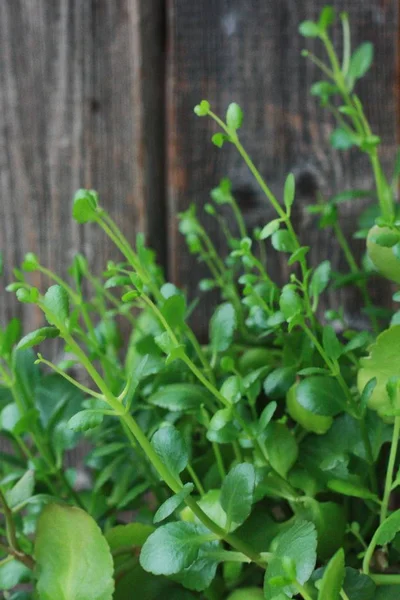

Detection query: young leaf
xmin=348 ymin=42 xmax=374 ymax=81
xmin=161 ymin=294 xmax=186 ymax=329
xmin=374 ymin=509 xmax=400 ymax=546
xmin=271 ymin=230 xmax=296 ymax=253
xmin=318 ymin=6 xmax=335 ymax=29
xmin=259 ymin=219 xmax=280 ymax=240
xmin=310 ymin=260 xmax=331 ymax=298
xmin=153 ymin=483 xmax=194 ymax=524
xmin=263 ymin=367 xmax=296 ymax=400
xmin=265 ymin=423 xmax=298 ymax=479
xmin=330 ymin=128 xmax=357 ymax=150
xmin=210 ymin=303 xmax=237 ymax=354
xmin=6 ymin=470 xmax=35 ymax=509
xmin=283 ymin=173 xmax=295 ymax=212
xmin=16 ymin=327 xmax=59 ymax=350
xmin=264 ymin=521 xmax=317 ymax=598
xmin=140 ymin=522 xmax=208 ymax=575
xmin=43 ymin=285 xmax=69 ymax=325
xmin=327 ymin=480 xmax=378 ymax=502
xmin=322 ymin=326 xmax=343 ymax=361
xmin=35 ymin=504 xmax=114 ymax=600
xmin=296 ymin=376 xmax=345 ymax=416
xmin=317 ymin=548 xmax=345 ymax=600
xmin=72 ymin=189 xmax=99 ymax=223
xmin=151 ymin=426 xmax=188 ymax=478
xmin=279 ymin=285 xmax=303 ymax=321
xmin=0 ymin=559 xmax=31 ymax=590
xmin=299 ymin=20 xmax=320 ymax=37
xmin=226 ymin=103 xmax=244 ymax=131
xmin=68 ymin=410 xmax=104 ymax=432
xmin=258 ymin=402 xmax=277 ymax=434
xmin=194 ymin=100 xmax=210 ymax=116
xmin=220 ymin=463 xmax=255 ymax=530
xmin=22 ymin=252 xmax=39 ymax=272
xmin=1 ymin=318 xmax=21 ymax=355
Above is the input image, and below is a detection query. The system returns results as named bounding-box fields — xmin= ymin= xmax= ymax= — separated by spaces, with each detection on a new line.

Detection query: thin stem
xmin=380 ymin=416 xmax=400 ymax=524
xmin=340 ymin=12 xmax=351 ymax=75
xmin=370 ymin=573 xmax=400 ymax=585
xmin=186 ymin=463 xmax=205 ymax=496
xmin=0 ymin=489 xmax=18 ymax=549
xmin=295 ymin=582 xmax=314 ymax=600
xmin=35 ymin=355 xmax=103 ymax=398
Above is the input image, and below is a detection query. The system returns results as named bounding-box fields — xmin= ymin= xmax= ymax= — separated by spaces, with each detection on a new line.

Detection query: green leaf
xmin=207 ymin=408 xmax=238 ymax=444
xmin=374 ymin=509 xmax=400 ymax=545
xmin=212 ymin=133 xmax=230 ymax=148
xmin=299 ymin=20 xmax=320 ymax=37
xmin=272 ymin=230 xmax=296 ymax=253
xmin=0 ymin=559 xmax=31 ymax=590
xmin=279 ymin=286 xmax=303 ymax=321
xmin=220 ymin=376 xmax=242 ymax=404
xmin=322 ymin=326 xmax=342 ymax=361
xmin=226 ymin=589 xmax=264 ymax=600
xmin=327 ymin=479 xmax=378 ymax=502
xmin=259 ymin=219 xmax=280 ymax=240
xmin=154 ymin=483 xmax=194 ymax=524
xmin=210 ymin=303 xmax=237 ymax=354
xmin=283 ymin=174 xmax=295 ymax=212
xmin=6 ymin=470 xmax=35 ymax=509
xmin=148 ymin=383 xmax=211 ymax=412
xmin=220 ymin=463 xmax=255 ymax=530
xmin=72 ymin=189 xmax=99 ymax=223
xmin=1 ymin=318 xmax=21 ymax=356
xmin=16 ymin=327 xmax=59 ymax=350
xmin=106 ymin=523 xmax=154 ymax=551
xmin=330 ymin=128 xmax=357 ymax=150
xmin=317 ymin=548 xmax=345 ymax=600
xmin=21 ymin=252 xmax=39 ymax=272
xmin=43 ymin=285 xmax=69 ymax=325
xmin=318 ymin=6 xmax=335 ymax=29
xmin=264 ymin=521 xmax=317 ymax=598
xmin=151 ymin=426 xmax=188 ymax=478
xmin=68 ymin=410 xmax=104 ymax=432
xmin=348 ymin=42 xmax=374 ymax=81
xmin=288 ymin=246 xmax=310 ymax=265
xmin=263 ymin=367 xmax=296 ymax=400
xmin=258 ymin=402 xmax=277 ymax=434
xmin=140 ymin=522 xmax=213 ymax=576
xmin=342 ymin=567 xmax=375 ymax=600
xmin=296 ymin=376 xmax=345 ymax=416
xmin=265 ymin=423 xmax=298 ymax=478
xmin=161 ymin=295 xmax=186 ymax=329
xmin=310 ymin=261 xmax=331 ymax=298
xmin=35 ymin=504 xmax=114 ymax=600
xmin=226 ymin=103 xmax=243 ymax=130
xmin=194 ymin=100 xmax=210 ymax=116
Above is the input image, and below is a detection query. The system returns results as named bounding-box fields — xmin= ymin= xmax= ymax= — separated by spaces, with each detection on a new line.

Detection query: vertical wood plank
xmin=0 ymin=0 xmax=166 ymax=330
xmin=167 ymin=0 xmax=399 ymax=333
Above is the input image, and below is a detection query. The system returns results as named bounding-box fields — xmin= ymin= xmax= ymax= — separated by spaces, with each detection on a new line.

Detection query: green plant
xmin=1 ymin=6 xmax=400 ymax=599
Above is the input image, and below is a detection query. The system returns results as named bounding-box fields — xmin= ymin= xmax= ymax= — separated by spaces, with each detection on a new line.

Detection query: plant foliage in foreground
xmin=1 ymin=6 xmax=400 ymax=599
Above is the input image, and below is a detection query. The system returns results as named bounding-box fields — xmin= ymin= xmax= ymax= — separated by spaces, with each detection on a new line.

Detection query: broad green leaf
xmin=16 ymin=327 xmax=59 ymax=350
xmin=283 ymin=174 xmax=295 ymax=212
xmin=226 ymin=103 xmax=243 ymax=130
xmin=265 ymin=423 xmax=298 ymax=478
xmin=210 ymin=303 xmax=237 ymax=353
xmin=272 ymin=230 xmax=296 ymax=253
xmin=263 ymin=367 xmax=296 ymax=400
xmin=161 ymin=294 xmax=186 ymax=329
xmin=6 ymin=470 xmax=35 ymax=509
xmin=106 ymin=523 xmax=154 ymax=551
xmin=171 ymin=550 xmax=219 ymax=591
xmin=299 ymin=20 xmax=320 ymax=37
xmin=68 ymin=410 xmax=104 ymax=432
xmin=35 ymin=504 xmax=114 ymax=600
xmin=147 ymin=383 xmax=211 ymax=412
xmin=358 ymin=325 xmax=400 ymax=416
xmin=296 ymin=376 xmax=345 ymax=416
xmin=140 ymin=522 xmax=213 ymax=576
xmin=317 ymin=548 xmax=345 ymax=600
xmin=220 ymin=463 xmax=255 ymax=530
xmin=348 ymin=42 xmax=374 ymax=81
xmin=43 ymin=285 xmax=69 ymax=325
xmin=264 ymin=521 xmax=317 ymax=598
xmin=72 ymin=189 xmax=99 ymax=223
xmin=151 ymin=426 xmax=188 ymax=478
xmin=154 ymin=483 xmax=194 ymax=524
xmin=374 ymin=509 xmax=400 ymax=545
xmin=0 ymin=559 xmax=30 ymax=590
xmin=322 ymin=326 xmax=342 ymax=361
xmin=279 ymin=286 xmax=303 ymax=321
xmin=310 ymin=261 xmax=331 ymax=298
xmin=327 ymin=479 xmax=378 ymax=502
xmin=35 ymin=373 xmax=84 ymax=428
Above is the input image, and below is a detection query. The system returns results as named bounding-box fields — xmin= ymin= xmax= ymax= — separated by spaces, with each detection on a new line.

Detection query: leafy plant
xmin=1 ymin=6 xmax=400 ymax=599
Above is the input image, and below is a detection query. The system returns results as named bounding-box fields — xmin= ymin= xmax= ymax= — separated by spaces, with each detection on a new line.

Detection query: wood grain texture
xmin=167 ymin=0 xmax=399 ymax=333
xmin=0 ymin=0 xmax=166 ymax=330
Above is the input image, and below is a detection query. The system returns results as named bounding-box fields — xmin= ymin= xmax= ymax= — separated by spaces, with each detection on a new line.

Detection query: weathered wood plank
xmin=0 ymin=0 xmax=166 ymax=330
xmin=167 ymin=0 xmax=398 ymax=333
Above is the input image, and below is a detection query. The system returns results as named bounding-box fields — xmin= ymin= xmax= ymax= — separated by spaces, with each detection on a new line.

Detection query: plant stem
xmin=186 ymin=463 xmax=205 ymax=496
xmin=380 ymin=416 xmax=400 ymax=524
xmin=370 ymin=573 xmax=400 ymax=585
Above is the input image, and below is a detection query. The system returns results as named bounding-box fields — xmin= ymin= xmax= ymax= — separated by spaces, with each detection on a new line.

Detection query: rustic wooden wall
xmin=0 ymin=0 xmax=398 ymax=334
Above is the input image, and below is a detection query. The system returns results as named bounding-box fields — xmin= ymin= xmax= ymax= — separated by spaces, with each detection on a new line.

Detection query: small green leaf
xmin=318 ymin=6 xmax=335 ymax=29
xmin=106 ymin=523 xmax=154 ymax=550
xmin=153 ymin=483 xmax=194 ymax=524
xmin=161 ymin=294 xmax=186 ymax=329
xmin=272 ymin=230 xmax=296 ymax=253
xmin=259 ymin=219 xmax=280 ymax=240
xmin=194 ymin=100 xmax=210 ymax=116
xmin=322 ymin=326 xmax=343 ymax=361
xmin=299 ymin=20 xmax=321 ymax=37
xmin=226 ymin=103 xmax=244 ymax=130
xmin=327 ymin=479 xmax=378 ymax=501
xmin=22 ymin=252 xmax=39 ymax=272
xmin=0 ymin=559 xmax=31 ymax=590
xmin=43 ymin=285 xmax=69 ymax=325
xmin=296 ymin=376 xmax=345 ymax=416
xmin=220 ymin=463 xmax=255 ymax=530
xmin=16 ymin=327 xmax=59 ymax=350
xmin=1 ymin=318 xmax=21 ymax=355
xmin=72 ymin=189 xmax=99 ymax=224
xmin=258 ymin=402 xmax=277 ymax=434
xmin=151 ymin=426 xmax=188 ymax=478
xmin=348 ymin=42 xmax=374 ymax=81
xmin=35 ymin=504 xmax=114 ymax=600
xmin=212 ymin=133 xmax=231 ymax=148
xmin=68 ymin=410 xmax=104 ymax=432
xmin=6 ymin=470 xmax=35 ymax=509
xmin=288 ymin=246 xmax=310 ymax=265
xmin=374 ymin=509 xmax=400 ymax=545
xmin=148 ymin=383 xmax=211 ymax=412
xmin=330 ymin=128 xmax=357 ymax=150
xmin=310 ymin=260 xmax=331 ymax=298
xmin=317 ymin=548 xmax=345 ymax=600
xmin=279 ymin=285 xmax=303 ymax=321
xmin=264 ymin=367 xmax=296 ymax=399
xmin=283 ymin=173 xmax=295 ymax=212
xmin=210 ymin=303 xmax=237 ymax=354
xmin=265 ymin=423 xmax=298 ymax=478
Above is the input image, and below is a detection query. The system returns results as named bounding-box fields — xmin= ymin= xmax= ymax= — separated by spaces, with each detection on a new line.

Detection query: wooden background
xmin=0 ymin=0 xmax=398 ymax=335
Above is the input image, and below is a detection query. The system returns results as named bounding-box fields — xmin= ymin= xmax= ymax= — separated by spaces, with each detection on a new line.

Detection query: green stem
xmin=295 ymin=582 xmax=314 ymax=600
xmin=186 ymin=463 xmax=205 ymax=496
xmin=380 ymin=416 xmax=400 ymax=524
xmin=370 ymin=573 xmax=400 ymax=585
